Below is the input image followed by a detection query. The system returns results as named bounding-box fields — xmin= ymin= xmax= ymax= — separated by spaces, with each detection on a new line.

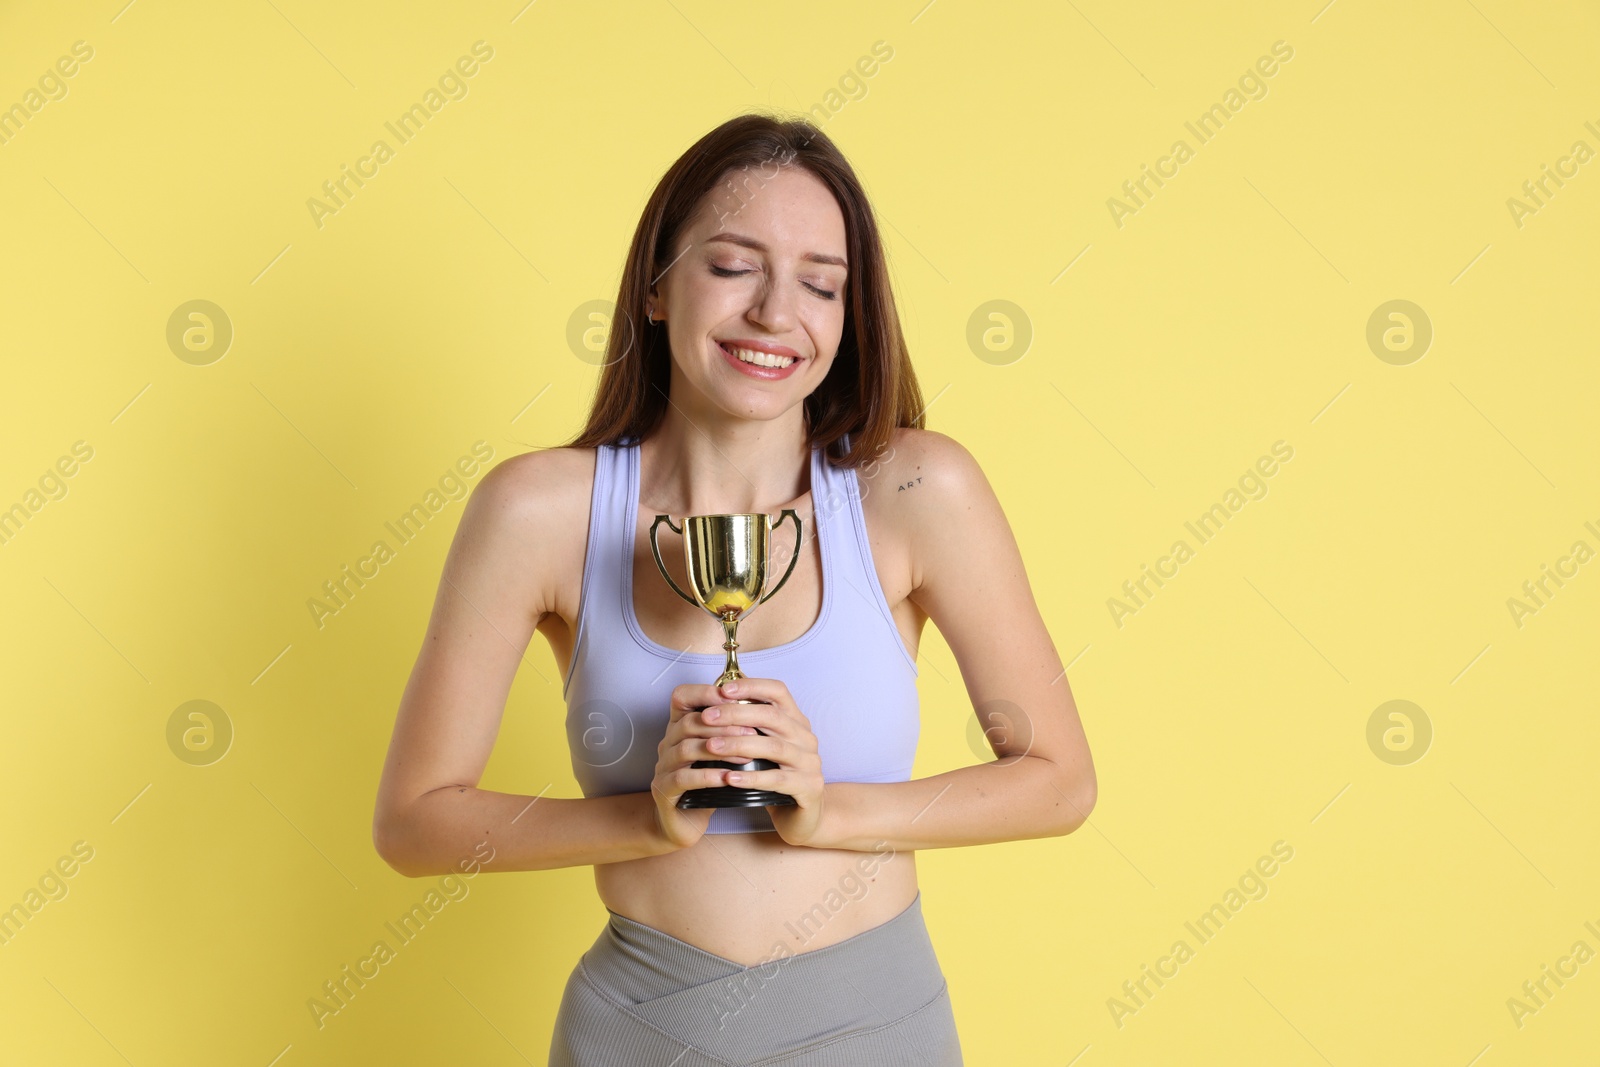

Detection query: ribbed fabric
xmin=562 ymin=434 xmax=921 ymax=833
xmin=548 ymin=891 xmax=962 ymax=1065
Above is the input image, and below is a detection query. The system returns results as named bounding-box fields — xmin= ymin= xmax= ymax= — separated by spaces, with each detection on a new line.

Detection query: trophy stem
xmin=715 ymin=613 xmax=744 ymax=687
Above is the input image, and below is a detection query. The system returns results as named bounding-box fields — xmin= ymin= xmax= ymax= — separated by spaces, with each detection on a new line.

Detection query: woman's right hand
xmin=651 ymin=683 xmax=759 ymax=849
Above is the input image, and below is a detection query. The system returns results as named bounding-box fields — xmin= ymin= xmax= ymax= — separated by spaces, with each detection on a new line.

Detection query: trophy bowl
xmin=648 ymin=509 xmax=802 ymax=809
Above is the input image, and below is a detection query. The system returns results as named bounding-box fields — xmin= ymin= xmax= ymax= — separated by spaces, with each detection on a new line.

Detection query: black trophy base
xmin=678 ymin=758 xmax=797 ymax=809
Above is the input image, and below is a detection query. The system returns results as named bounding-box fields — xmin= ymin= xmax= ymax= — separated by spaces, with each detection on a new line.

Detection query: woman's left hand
xmin=700 ymin=677 xmax=831 ymax=847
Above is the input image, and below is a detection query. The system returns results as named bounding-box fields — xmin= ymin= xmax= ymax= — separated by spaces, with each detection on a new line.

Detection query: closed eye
xmin=710 ymin=264 xmax=838 ymax=300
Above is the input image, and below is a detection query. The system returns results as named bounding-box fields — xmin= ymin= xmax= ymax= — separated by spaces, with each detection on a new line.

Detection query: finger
xmin=703 ymin=701 xmax=797 ymax=739
xmin=664 ymin=709 xmax=757 ymax=741
xmin=659 ymin=769 xmax=716 ymax=799
xmin=661 ymin=766 xmax=732 ymax=797
xmin=713 ymin=677 xmax=793 ymax=710
xmin=719 ymin=735 xmax=819 ymax=771
xmin=667 ymin=735 xmax=765 ymax=773
xmin=670 ymin=683 xmax=729 ymax=721
xmin=666 ymin=736 xmax=715 ymax=771
xmin=680 ymin=717 xmax=761 ymax=738
xmin=702 ymin=732 xmax=784 ymax=763
xmin=722 ymin=767 xmax=795 ymax=791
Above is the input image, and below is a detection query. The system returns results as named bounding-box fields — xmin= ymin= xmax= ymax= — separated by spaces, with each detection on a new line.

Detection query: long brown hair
xmin=566 ymin=111 xmax=924 ymax=469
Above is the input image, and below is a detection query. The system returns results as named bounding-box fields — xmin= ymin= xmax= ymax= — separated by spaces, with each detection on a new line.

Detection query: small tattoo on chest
xmin=897 ymin=477 xmax=923 ymax=492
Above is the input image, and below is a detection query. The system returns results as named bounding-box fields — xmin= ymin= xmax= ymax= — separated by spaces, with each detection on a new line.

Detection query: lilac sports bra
xmin=562 ymin=435 xmax=920 ymax=833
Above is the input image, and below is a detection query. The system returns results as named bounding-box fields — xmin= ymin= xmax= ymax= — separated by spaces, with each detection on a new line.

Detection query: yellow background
xmin=2 ymin=0 xmax=1597 ymax=1063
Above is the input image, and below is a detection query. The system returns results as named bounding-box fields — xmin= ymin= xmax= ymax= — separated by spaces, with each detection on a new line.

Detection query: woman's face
xmin=650 ymin=163 xmax=850 ymax=425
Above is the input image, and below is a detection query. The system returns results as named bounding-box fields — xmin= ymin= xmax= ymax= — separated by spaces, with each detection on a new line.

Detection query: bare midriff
xmin=594 ymin=833 xmax=920 ymax=968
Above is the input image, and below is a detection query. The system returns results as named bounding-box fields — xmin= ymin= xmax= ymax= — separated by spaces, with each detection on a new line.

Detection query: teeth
xmin=726 ymin=344 xmax=795 ymax=369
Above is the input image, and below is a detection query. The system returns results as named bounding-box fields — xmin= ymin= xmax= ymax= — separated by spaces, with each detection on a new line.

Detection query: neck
xmin=641 ymin=402 xmax=812 ymax=516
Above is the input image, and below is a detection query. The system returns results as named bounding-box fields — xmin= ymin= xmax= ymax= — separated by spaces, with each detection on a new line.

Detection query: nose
xmin=746 ymin=272 xmax=799 ymax=334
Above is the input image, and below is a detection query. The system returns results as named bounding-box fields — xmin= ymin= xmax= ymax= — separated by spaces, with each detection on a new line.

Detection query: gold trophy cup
xmin=648 ymin=510 xmax=803 ymax=809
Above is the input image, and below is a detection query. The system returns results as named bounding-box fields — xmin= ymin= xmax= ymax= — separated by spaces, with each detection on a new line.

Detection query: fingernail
xmin=704 ymin=706 xmax=719 ymax=721
xmin=721 ymin=682 xmax=739 ymax=695
xmin=727 ymin=773 xmax=742 ymax=782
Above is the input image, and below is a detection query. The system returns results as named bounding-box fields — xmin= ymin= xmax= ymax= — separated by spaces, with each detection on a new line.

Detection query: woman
xmin=373 ymin=112 xmax=1096 ymax=1065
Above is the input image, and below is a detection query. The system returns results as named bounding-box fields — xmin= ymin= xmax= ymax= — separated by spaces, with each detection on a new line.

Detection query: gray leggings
xmin=548 ymin=890 xmax=963 ymax=1065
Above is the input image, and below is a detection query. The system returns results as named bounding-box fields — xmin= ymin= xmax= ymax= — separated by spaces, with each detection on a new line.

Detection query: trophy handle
xmin=756 ymin=509 xmax=803 ymax=606
xmin=648 ymin=515 xmax=700 ymax=608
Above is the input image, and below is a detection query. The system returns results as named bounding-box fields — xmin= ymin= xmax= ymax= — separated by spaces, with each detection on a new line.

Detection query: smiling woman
xmin=569 ymin=115 xmax=918 ymax=472
xmin=372 ymin=111 xmax=1095 ymax=1066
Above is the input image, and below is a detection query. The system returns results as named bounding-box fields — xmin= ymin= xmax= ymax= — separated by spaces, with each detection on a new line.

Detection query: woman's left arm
xmin=816 ymin=429 xmax=1097 ymax=852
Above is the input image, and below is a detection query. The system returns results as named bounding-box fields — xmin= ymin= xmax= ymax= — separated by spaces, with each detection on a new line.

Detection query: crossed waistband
xmin=585 ymin=890 xmax=944 ymax=1017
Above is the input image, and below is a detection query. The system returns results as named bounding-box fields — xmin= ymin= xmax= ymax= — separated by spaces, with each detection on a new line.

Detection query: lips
xmin=716 ymin=339 xmax=804 ymax=380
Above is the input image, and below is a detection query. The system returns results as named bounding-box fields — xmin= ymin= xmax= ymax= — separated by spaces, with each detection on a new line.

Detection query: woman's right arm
xmin=371 ymin=449 xmax=679 ymax=877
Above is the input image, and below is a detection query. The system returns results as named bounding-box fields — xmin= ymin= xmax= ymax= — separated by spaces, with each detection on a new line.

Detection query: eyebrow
xmin=704 ymin=233 xmax=847 ymax=269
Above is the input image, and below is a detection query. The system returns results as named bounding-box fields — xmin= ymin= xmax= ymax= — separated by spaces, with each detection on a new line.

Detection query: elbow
xmin=1049 ymin=764 xmax=1097 ymax=837
xmin=372 ymin=805 xmax=427 ymax=878
xmin=1071 ymin=775 xmax=1098 ymax=833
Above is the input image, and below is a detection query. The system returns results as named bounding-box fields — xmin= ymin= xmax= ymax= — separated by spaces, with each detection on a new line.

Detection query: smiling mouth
xmin=718 ymin=341 xmax=799 ymax=369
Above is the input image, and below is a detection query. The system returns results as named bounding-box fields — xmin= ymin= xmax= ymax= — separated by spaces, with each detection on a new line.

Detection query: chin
xmin=716 ymin=390 xmax=804 ymax=421
xmin=729 ymin=400 xmax=798 ymax=422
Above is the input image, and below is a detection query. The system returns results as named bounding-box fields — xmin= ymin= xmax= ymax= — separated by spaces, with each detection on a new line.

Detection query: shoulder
xmin=477 ymin=444 xmax=596 ymax=503
xmin=864 ymin=427 xmax=992 ymax=508
xmin=461 ymin=445 xmax=598 ymax=547
xmin=857 ymin=428 xmax=1003 ymax=589
xmin=449 ymin=445 xmax=599 ymax=616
